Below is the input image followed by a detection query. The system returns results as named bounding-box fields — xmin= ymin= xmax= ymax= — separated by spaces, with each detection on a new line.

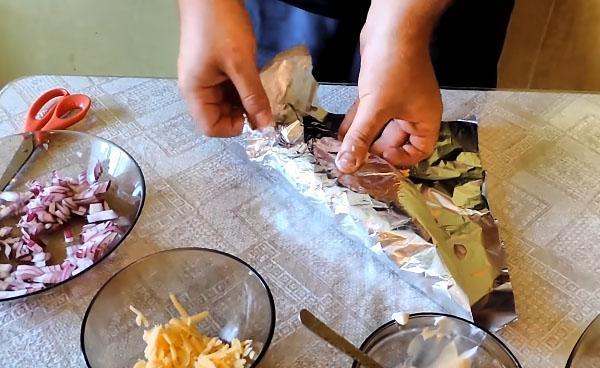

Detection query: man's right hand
xmin=177 ymin=0 xmax=272 ymax=137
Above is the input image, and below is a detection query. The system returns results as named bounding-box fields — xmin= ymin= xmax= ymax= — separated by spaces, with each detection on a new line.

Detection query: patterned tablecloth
xmin=0 ymin=76 xmax=599 ymax=368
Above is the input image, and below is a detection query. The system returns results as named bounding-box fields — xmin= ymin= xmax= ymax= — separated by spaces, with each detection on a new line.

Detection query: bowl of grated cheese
xmin=80 ymin=248 xmax=276 ymax=368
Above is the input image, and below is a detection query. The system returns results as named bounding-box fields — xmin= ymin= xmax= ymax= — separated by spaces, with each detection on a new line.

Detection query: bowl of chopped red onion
xmin=0 ymin=130 xmax=145 ymax=301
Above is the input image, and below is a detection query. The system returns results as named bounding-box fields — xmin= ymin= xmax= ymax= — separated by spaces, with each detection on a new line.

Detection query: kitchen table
xmin=0 ymin=76 xmax=599 ymax=367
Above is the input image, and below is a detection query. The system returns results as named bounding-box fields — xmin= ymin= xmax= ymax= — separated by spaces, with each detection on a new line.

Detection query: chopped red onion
xmin=56 ymin=202 xmax=69 ymax=215
xmin=71 ymin=258 xmax=93 ymax=276
xmin=36 ymin=211 xmax=54 ymax=223
xmin=15 ymin=242 xmax=30 ymax=259
xmin=44 ymin=186 xmax=70 ymax=194
xmin=31 ymin=273 xmax=60 ymax=284
xmin=0 ymin=264 xmax=12 ymax=273
xmin=93 ymin=161 xmax=104 ymax=181
xmin=88 ymin=203 xmax=104 ymax=214
xmin=63 ymin=197 xmax=76 ymax=209
xmin=40 ymin=264 xmax=61 ymax=273
xmin=0 ymin=202 xmax=22 ymax=220
xmin=87 ymin=210 xmax=118 ymax=223
xmin=60 ymin=261 xmax=77 ymax=280
xmin=3 ymin=237 xmax=19 ymax=245
xmin=0 ymin=191 xmax=29 ymax=202
xmin=0 ymin=226 xmax=12 ymax=238
xmin=54 ymin=210 xmax=68 ymax=222
xmin=14 ymin=265 xmax=44 ymax=280
xmin=0 ymin=163 xmax=123 ymax=299
xmin=64 ymin=228 xmax=74 ymax=243
xmin=32 ymin=252 xmax=46 ymax=263
xmin=48 ymin=201 xmax=56 ymax=215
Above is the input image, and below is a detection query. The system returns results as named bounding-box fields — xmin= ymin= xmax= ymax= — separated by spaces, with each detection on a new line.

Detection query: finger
xmin=184 ymin=86 xmax=244 ymax=137
xmin=193 ymin=102 xmax=245 ymax=137
xmin=336 ymin=97 xmax=387 ymax=174
xmin=382 ymin=132 xmax=438 ymax=168
xmin=393 ymin=118 xmax=440 ymax=136
xmin=371 ymin=119 xmax=409 ymax=157
xmin=222 ymin=80 xmax=242 ymax=107
xmin=225 ymin=59 xmax=273 ymax=129
xmin=338 ymin=99 xmax=359 ymax=140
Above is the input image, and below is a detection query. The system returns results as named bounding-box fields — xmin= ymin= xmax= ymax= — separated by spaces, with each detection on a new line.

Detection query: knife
xmin=299 ymin=309 xmax=385 ymax=368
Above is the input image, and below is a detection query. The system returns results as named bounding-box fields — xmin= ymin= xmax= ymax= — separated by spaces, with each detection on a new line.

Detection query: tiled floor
xmin=499 ymin=0 xmax=600 ymax=91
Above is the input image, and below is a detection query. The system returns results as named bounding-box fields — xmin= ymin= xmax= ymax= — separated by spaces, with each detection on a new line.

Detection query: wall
xmin=499 ymin=0 xmax=600 ymax=91
xmin=0 ymin=0 xmax=179 ymax=86
xmin=1 ymin=0 xmax=599 ymax=91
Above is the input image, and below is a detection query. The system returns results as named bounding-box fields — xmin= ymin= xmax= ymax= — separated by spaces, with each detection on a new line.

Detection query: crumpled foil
xmin=259 ymin=46 xmax=318 ymax=124
xmin=245 ymin=46 xmax=516 ymax=331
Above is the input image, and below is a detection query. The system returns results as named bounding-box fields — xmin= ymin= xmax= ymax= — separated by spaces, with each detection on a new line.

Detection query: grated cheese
xmin=130 ymin=305 xmax=149 ymax=328
xmin=130 ymin=294 xmax=254 ymax=368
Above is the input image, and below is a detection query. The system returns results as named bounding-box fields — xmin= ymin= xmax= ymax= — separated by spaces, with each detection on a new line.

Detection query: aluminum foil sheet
xmin=245 ymin=46 xmax=516 ymax=331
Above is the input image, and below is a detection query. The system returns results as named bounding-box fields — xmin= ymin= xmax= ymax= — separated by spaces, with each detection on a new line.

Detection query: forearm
xmin=366 ymin=0 xmax=452 ymax=47
xmin=178 ymin=0 xmax=244 ymax=34
xmin=178 ymin=0 xmax=203 ymax=26
xmin=177 ymin=0 xmax=252 ymax=66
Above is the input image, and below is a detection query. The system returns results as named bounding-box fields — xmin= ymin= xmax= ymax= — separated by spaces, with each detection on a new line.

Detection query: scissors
xmin=0 ymin=88 xmax=92 ymax=190
xmin=24 ymin=88 xmax=91 ymax=131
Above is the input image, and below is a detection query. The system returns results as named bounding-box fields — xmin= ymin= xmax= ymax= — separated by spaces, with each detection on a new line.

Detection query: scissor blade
xmin=0 ymin=135 xmax=35 ymax=191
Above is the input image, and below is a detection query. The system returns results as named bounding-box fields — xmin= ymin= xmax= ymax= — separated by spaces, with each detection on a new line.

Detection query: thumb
xmin=336 ymin=97 xmax=386 ymax=174
xmin=226 ymin=60 xmax=273 ymax=129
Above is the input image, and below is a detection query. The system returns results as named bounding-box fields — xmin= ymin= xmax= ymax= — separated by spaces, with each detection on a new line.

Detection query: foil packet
xmin=245 ymin=46 xmax=516 ymax=331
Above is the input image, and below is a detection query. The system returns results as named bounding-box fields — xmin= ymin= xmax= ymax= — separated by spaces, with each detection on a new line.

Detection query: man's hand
xmin=336 ymin=0 xmax=451 ymax=173
xmin=177 ymin=0 xmax=272 ymax=137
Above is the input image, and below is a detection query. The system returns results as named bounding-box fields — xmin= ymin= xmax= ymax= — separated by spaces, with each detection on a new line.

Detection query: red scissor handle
xmin=24 ymin=88 xmax=91 ymax=132
xmin=24 ymin=88 xmax=69 ymax=132
xmin=41 ymin=94 xmax=91 ymax=131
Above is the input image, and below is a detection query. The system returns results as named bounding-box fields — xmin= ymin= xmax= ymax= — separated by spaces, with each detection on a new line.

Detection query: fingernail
xmin=255 ymin=110 xmax=274 ymax=128
xmin=336 ymin=151 xmax=358 ymax=172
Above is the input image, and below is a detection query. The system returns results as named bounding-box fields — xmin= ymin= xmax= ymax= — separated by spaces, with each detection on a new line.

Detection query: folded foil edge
xmin=242 ymin=120 xmax=516 ymax=332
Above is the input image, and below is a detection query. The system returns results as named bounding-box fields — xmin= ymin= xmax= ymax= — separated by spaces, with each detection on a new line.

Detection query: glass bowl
xmin=353 ymin=313 xmax=521 ymax=368
xmin=80 ymin=248 xmax=276 ymax=368
xmin=566 ymin=314 xmax=600 ymax=367
xmin=0 ymin=130 xmax=145 ymax=302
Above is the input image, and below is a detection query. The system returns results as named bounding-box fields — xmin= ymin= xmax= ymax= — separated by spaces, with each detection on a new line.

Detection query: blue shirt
xmin=278 ymin=0 xmax=369 ymax=19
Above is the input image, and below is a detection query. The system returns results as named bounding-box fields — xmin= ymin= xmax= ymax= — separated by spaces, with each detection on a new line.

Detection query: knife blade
xmin=299 ymin=309 xmax=385 ymax=368
xmin=0 ymin=134 xmax=36 ymax=191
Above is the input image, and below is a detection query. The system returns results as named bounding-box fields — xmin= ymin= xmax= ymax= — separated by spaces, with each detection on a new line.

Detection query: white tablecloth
xmin=0 ymin=76 xmax=599 ymax=368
